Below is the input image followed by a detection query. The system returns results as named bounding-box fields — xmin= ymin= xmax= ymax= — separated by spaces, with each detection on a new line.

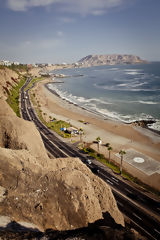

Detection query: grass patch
xmin=83 ymin=147 xmax=160 ymax=196
xmin=24 ymin=77 xmax=43 ymax=91
xmin=6 ymin=76 xmax=27 ymax=117
xmin=0 ymin=65 xmax=6 ymax=70
xmin=29 ymin=81 xmax=72 ymax=138
xmin=35 ymin=107 xmax=71 ymax=138
xmin=84 ymin=147 xmax=120 ymax=173
xmin=46 ymin=120 xmax=71 ymax=138
xmin=0 ymin=64 xmax=28 ymax=74
xmin=8 ymin=64 xmax=28 ymax=75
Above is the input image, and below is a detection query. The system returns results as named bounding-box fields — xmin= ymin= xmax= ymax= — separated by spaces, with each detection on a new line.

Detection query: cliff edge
xmin=0 ymin=97 xmax=124 ymax=231
xmin=0 ymin=67 xmax=19 ymax=100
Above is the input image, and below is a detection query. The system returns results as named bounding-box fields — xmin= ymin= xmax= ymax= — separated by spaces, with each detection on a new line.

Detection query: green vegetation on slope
xmin=29 ymin=81 xmax=71 ymax=138
xmin=6 ymin=76 xmax=26 ymax=117
xmin=24 ymin=77 xmax=43 ymax=91
xmin=8 ymin=64 xmax=28 ymax=74
xmin=0 ymin=65 xmax=6 ymax=70
xmin=35 ymin=104 xmax=71 ymax=138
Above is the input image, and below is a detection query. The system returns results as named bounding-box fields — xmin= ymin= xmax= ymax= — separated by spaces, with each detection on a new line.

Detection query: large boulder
xmin=0 ymin=148 xmax=124 ymax=231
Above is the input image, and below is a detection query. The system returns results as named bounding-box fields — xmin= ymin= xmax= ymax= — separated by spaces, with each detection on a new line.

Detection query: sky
xmin=0 ymin=0 xmax=160 ymax=63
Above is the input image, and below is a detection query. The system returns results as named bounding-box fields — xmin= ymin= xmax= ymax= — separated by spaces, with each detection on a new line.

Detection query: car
xmin=86 ymin=159 xmax=92 ymax=165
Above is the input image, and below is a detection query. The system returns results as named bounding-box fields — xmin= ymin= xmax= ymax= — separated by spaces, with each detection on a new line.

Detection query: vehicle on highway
xmin=86 ymin=159 xmax=92 ymax=165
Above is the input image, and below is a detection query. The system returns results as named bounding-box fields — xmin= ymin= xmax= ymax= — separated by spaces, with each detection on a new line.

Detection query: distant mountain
xmin=78 ymin=54 xmax=147 ymax=67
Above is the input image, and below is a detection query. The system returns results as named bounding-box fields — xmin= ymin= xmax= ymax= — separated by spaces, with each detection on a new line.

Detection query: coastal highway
xmin=20 ymin=77 xmax=160 ymax=240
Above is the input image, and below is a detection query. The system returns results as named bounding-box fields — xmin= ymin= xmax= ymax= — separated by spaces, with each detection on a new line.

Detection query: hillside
xmin=0 ymin=67 xmax=19 ymax=100
xmin=0 ymin=68 xmax=125 ymax=233
xmin=78 ymin=54 xmax=147 ymax=67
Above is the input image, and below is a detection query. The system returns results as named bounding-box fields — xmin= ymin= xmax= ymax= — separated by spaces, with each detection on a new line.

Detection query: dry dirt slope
xmin=0 ymin=95 xmax=124 ymax=232
xmin=0 ymin=67 xmax=19 ymax=100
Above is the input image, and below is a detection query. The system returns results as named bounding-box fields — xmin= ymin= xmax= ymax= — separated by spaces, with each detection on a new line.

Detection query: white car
xmin=86 ymin=159 xmax=92 ymax=165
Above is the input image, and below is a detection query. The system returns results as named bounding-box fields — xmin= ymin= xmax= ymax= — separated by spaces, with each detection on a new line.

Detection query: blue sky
xmin=0 ymin=0 xmax=160 ymax=63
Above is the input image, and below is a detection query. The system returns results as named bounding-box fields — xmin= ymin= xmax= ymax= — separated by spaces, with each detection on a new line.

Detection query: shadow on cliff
xmin=0 ymin=213 xmax=144 ymax=240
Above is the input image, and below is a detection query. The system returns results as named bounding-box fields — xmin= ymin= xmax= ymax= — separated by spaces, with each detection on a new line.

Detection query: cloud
xmin=7 ymin=0 xmax=58 ymax=11
xmin=57 ymin=31 xmax=64 ymax=37
xmin=24 ymin=41 xmax=31 ymax=45
xmin=7 ymin=0 xmax=28 ymax=11
xmin=59 ymin=17 xmax=75 ymax=24
xmin=7 ymin=0 xmax=130 ymax=15
xmin=60 ymin=0 xmax=125 ymax=16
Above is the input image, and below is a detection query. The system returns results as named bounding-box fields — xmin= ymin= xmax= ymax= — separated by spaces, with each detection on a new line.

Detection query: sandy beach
xmin=29 ymin=77 xmax=160 ymax=190
xmin=31 ymin=78 xmax=160 ymax=156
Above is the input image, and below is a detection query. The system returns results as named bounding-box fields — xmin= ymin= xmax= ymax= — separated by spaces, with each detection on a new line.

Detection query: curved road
xmin=20 ymin=77 xmax=160 ymax=240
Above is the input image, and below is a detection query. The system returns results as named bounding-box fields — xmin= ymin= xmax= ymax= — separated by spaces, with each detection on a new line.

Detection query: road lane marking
xmin=117 ymin=201 xmax=123 ymax=207
xmin=154 ymin=229 xmax=160 ymax=235
xmin=125 ymin=188 xmax=132 ymax=194
xmin=106 ymin=179 xmax=113 ymax=185
xmin=131 ymin=219 xmax=157 ymax=240
xmin=40 ymin=132 xmax=68 ymax=157
xmin=111 ymin=177 xmax=119 ymax=182
xmin=133 ymin=213 xmax=142 ymax=221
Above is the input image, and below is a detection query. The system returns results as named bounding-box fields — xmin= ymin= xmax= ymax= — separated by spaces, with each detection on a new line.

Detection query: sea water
xmin=48 ymin=62 xmax=160 ymax=131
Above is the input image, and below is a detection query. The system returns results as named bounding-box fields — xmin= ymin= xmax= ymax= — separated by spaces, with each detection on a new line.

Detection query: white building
xmin=13 ymin=62 xmax=20 ymax=65
xmin=3 ymin=61 xmax=12 ymax=66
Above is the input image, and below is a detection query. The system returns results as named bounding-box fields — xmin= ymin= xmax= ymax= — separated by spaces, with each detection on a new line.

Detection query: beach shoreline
xmin=45 ymin=81 xmax=160 ymax=136
xmin=30 ymin=76 xmax=160 ymax=190
xmin=31 ymin=77 xmax=160 ymax=159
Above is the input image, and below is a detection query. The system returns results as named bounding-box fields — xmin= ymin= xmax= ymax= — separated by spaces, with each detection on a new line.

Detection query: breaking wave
xmin=47 ymin=83 xmax=160 ymax=131
xmin=138 ymin=101 xmax=158 ymax=105
xmin=48 ymin=63 xmax=160 ymax=132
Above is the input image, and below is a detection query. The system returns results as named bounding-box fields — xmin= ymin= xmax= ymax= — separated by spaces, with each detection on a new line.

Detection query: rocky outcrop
xmin=0 ymin=99 xmax=124 ymax=231
xmin=78 ymin=54 xmax=147 ymax=67
xmin=0 ymin=99 xmax=48 ymax=163
xmin=0 ymin=148 xmax=124 ymax=231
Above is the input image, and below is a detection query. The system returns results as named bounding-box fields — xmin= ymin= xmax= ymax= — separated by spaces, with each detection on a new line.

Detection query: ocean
xmin=47 ymin=62 xmax=160 ymax=131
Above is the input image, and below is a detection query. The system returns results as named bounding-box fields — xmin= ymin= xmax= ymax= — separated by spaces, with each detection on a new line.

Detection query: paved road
xmin=20 ymin=77 xmax=160 ymax=240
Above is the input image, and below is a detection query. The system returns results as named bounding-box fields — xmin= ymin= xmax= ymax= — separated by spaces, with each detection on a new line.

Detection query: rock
xmin=0 ymin=216 xmax=11 ymax=228
xmin=0 ymin=99 xmax=48 ymax=164
xmin=0 ymin=148 xmax=124 ymax=231
xmin=78 ymin=54 xmax=147 ymax=67
xmin=0 ymin=186 xmax=7 ymax=203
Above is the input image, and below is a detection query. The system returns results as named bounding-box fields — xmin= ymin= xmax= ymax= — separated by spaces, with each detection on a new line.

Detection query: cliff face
xmin=0 ymin=99 xmax=48 ymax=163
xmin=0 ymin=67 xmax=19 ymax=100
xmin=78 ymin=54 xmax=147 ymax=67
xmin=0 ymin=99 xmax=124 ymax=231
